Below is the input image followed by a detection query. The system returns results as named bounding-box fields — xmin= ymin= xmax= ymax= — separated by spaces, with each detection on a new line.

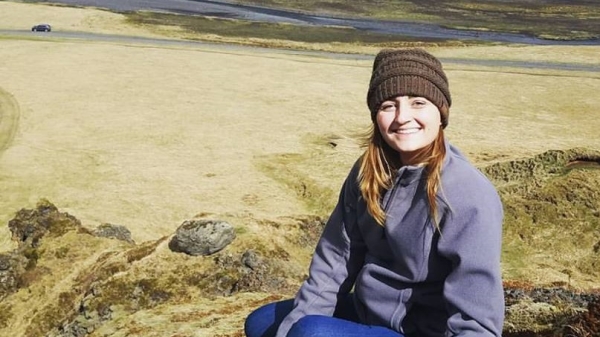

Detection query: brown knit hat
xmin=367 ymin=48 xmax=451 ymax=128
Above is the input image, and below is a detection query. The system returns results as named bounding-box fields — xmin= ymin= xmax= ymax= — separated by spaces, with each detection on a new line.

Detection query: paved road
xmin=29 ymin=0 xmax=600 ymax=45
xmin=3 ymin=29 xmax=600 ymax=73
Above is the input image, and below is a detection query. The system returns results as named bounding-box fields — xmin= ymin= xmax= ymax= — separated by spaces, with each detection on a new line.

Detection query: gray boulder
xmin=8 ymin=199 xmax=83 ymax=248
xmin=0 ymin=253 xmax=28 ymax=300
xmin=168 ymin=220 xmax=236 ymax=256
xmin=92 ymin=223 xmax=134 ymax=244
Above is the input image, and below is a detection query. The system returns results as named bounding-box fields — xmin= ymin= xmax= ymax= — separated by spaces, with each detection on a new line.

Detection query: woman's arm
xmin=438 ymin=174 xmax=505 ymax=337
xmin=275 ymin=164 xmax=367 ymax=337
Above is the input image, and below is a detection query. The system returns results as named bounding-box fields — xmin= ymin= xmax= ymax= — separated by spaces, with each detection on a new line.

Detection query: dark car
xmin=31 ymin=24 xmax=51 ymax=32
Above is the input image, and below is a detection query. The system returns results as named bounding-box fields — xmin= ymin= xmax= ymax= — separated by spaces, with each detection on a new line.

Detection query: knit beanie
xmin=367 ymin=48 xmax=452 ymax=128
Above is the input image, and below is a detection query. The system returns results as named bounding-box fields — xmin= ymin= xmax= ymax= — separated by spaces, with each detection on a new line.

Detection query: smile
xmin=395 ymin=128 xmax=421 ymax=134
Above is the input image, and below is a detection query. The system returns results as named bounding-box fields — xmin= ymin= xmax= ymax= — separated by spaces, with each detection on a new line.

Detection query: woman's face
xmin=376 ymin=95 xmax=441 ymax=165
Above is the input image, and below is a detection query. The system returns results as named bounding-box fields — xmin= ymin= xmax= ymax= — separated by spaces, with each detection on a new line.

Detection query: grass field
xmin=233 ymin=0 xmax=600 ymax=41
xmin=1 ymin=1 xmax=600 ymax=336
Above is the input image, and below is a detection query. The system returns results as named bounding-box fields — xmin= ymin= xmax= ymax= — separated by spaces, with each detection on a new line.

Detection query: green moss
xmin=0 ymin=304 xmax=13 ymax=329
xmin=22 ymin=247 xmax=41 ymax=270
xmin=87 ymin=277 xmax=173 ymax=313
xmin=125 ymin=237 xmax=165 ymax=263
xmin=55 ymin=246 xmax=69 ymax=259
xmin=487 ymin=149 xmax=600 ymax=281
xmin=234 ymin=226 xmax=248 ymax=235
xmin=25 ymin=290 xmax=79 ymax=337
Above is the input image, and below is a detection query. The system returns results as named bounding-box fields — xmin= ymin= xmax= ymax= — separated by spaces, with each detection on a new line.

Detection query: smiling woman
xmin=244 ymin=48 xmax=505 ymax=337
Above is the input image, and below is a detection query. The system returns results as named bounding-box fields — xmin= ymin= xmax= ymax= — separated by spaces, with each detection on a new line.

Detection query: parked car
xmin=31 ymin=24 xmax=51 ymax=32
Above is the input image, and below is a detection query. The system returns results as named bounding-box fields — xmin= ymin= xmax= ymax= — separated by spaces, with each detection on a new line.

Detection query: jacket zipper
xmin=383 ymin=174 xmax=401 ymax=212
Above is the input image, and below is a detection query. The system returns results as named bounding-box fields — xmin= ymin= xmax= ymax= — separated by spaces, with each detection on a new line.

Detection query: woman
xmin=244 ymin=48 xmax=504 ymax=337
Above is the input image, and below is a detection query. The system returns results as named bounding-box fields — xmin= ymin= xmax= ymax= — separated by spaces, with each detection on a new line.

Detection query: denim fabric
xmin=244 ymin=297 xmax=404 ymax=337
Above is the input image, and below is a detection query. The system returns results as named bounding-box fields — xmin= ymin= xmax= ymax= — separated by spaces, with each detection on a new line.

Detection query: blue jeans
xmin=244 ymin=297 xmax=404 ymax=337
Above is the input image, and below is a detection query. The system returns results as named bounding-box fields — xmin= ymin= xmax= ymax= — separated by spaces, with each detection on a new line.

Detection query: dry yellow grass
xmin=0 ymin=38 xmax=365 ymax=246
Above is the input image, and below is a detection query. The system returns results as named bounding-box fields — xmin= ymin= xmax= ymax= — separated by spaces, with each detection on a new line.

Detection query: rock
xmin=211 ymin=251 xmax=287 ymax=295
xmin=296 ymin=215 xmax=326 ymax=247
xmin=8 ymin=199 xmax=83 ymax=248
xmin=168 ymin=219 xmax=236 ymax=256
xmin=92 ymin=223 xmax=134 ymax=244
xmin=241 ymin=249 xmax=262 ymax=270
xmin=56 ymin=318 xmax=90 ymax=337
xmin=563 ymin=296 xmax=600 ymax=337
xmin=0 ymin=253 xmax=28 ymax=300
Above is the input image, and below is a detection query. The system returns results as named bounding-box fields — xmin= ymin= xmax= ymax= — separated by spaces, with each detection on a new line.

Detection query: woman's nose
xmin=394 ymin=100 xmax=412 ymax=124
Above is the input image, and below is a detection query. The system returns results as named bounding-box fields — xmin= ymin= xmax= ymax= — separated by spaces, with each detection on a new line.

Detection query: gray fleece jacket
xmin=276 ymin=142 xmax=504 ymax=337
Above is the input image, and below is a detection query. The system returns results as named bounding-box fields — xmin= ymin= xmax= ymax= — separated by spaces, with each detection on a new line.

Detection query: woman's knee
xmin=287 ymin=315 xmax=403 ymax=337
xmin=245 ymin=300 xmax=295 ymax=337
xmin=287 ymin=315 xmax=335 ymax=337
xmin=245 ymin=303 xmax=276 ymax=337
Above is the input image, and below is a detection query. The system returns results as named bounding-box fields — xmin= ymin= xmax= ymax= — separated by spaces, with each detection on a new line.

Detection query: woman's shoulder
xmin=440 ymin=144 xmax=503 ymax=227
xmin=338 ymin=157 xmax=363 ymax=200
xmin=442 ymin=144 xmax=500 ymax=201
xmin=343 ymin=156 xmax=364 ymax=185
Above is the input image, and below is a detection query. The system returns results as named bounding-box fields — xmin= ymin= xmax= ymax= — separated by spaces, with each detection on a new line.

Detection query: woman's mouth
xmin=395 ymin=127 xmax=420 ymax=134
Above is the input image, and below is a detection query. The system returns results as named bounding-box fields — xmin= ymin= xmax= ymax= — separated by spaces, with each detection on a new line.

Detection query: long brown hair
xmin=358 ymin=107 xmax=448 ymax=229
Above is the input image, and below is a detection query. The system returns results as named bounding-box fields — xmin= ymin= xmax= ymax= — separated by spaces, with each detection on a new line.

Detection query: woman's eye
xmin=412 ymin=99 xmax=427 ymax=107
xmin=380 ymin=104 xmax=396 ymax=111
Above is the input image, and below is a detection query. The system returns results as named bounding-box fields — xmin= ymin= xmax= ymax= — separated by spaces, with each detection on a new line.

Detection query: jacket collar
xmin=394 ymin=137 xmax=452 ymax=187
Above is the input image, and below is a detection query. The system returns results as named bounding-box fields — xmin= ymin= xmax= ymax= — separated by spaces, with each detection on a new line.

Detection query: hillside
xmin=0 ymin=148 xmax=599 ymax=337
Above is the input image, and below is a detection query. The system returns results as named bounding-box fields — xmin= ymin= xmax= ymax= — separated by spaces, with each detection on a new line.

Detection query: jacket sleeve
xmin=275 ymin=163 xmax=367 ymax=337
xmin=437 ymin=175 xmax=505 ymax=337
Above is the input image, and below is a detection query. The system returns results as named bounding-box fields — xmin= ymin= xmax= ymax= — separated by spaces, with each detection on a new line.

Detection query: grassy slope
xmin=483 ymin=149 xmax=600 ymax=285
